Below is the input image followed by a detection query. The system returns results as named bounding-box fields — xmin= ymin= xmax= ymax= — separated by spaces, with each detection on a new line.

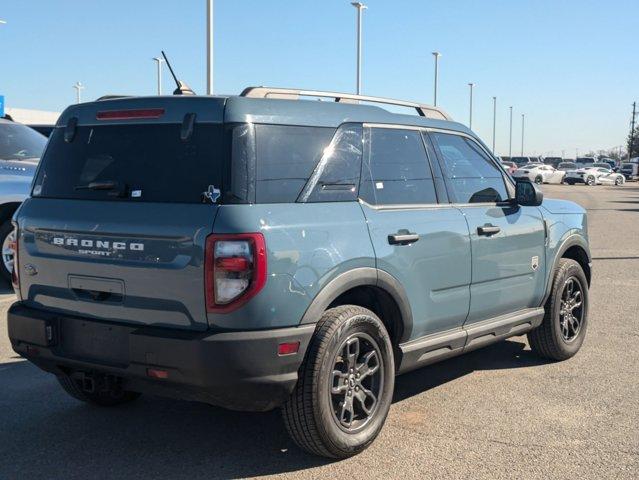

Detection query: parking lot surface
xmin=1 ymin=184 xmax=638 ymax=480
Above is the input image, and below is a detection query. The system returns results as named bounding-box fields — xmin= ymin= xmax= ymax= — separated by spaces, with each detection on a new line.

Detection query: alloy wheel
xmin=2 ymin=229 xmax=16 ymax=274
xmin=329 ymin=333 xmax=384 ymax=433
xmin=559 ymin=277 xmax=584 ymax=342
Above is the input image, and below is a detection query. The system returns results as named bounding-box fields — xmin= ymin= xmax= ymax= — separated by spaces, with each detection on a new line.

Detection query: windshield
xmin=621 ymin=163 xmax=634 ymax=169
xmin=0 ymin=122 xmax=47 ymax=161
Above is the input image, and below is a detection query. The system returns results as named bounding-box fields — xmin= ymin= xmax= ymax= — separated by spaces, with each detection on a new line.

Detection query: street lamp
xmin=351 ymin=2 xmax=367 ymax=95
xmin=492 ymin=96 xmax=497 ymax=154
xmin=152 ymin=57 xmax=165 ymax=95
xmin=206 ymin=0 xmax=214 ymax=95
xmin=468 ymin=83 xmax=475 ymax=129
xmin=521 ymin=113 xmax=525 ymax=156
xmin=508 ymin=106 xmax=513 ymax=158
xmin=432 ymin=52 xmax=441 ymax=106
xmin=73 ymin=82 xmax=84 ymax=104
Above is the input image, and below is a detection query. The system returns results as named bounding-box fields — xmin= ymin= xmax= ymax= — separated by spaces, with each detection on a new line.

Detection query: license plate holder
xmin=60 ymin=318 xmax=130 ymax=366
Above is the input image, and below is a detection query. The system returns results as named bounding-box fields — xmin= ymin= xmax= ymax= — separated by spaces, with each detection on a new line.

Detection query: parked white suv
xmin=0 ymin=118 xmax=47 ymax=281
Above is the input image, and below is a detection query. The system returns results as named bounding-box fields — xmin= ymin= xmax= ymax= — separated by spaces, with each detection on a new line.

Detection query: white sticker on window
xmin=375 ymin=182 xmax=384 ymax=190
xmin=131 ymin=190 xmax=142 ymax=198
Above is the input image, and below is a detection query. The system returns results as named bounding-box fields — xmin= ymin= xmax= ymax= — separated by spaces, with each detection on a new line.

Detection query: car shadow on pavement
xmin=393 ymin=339 xmax=547 ymax=402
xmin=0 ymin=339 xmax=548 ymax=479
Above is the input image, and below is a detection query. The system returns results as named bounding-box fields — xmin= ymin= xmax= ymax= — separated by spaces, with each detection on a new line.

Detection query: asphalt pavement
xmin=0 ymin=184 xmax=637 ymax=479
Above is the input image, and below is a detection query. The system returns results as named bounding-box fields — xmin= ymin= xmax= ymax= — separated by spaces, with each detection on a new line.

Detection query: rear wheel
xmin=528 ymin=258 xmax=589 ymax=361
xmin=615 ymin=176 xmax=623 ymax=186
xmin=282 ymin=305 xmax=395 ymax=458
xmin=586 ymin=176 xmax=595 ymax=186
xmin=57 ymin=372 xmax=141 ymax=407
xmin=534 ymin=175 xmax=543 ymax=185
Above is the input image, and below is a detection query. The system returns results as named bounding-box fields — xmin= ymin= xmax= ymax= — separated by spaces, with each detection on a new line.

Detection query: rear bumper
xmin=7 ymin=302 xmax=314 ymax=411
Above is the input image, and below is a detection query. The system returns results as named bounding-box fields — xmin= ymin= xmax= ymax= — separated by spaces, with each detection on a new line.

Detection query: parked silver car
xmin=0 ymin=118 xmax=47 ymax=281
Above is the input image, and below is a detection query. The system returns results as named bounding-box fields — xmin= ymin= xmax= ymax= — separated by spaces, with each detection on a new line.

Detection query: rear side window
xmin=297 ymin=124 xmax=363 ymax=203
xmin=432 ymin=132 xmax=508 ymax=203
xmin=33 ymin=123 xmax=224 ymax=203
xmin=360 ymin=127 xmax=437 ymax=205
xmin=255 ymin=125 xmax=335 ymax=203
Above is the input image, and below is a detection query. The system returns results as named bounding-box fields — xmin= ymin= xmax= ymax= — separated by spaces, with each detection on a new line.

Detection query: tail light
xmin=205 ymin=233 xmax=266 ymax=313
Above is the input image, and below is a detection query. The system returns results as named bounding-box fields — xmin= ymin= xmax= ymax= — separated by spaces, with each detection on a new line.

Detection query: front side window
xmin=431 ymin=133 xmax=508 ymax=204
xmin=360 ymin=127 xmax=437 ymax=205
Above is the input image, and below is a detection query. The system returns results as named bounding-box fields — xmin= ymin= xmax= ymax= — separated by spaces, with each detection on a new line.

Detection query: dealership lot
xmin=0 ymin=184 xmax=637 ymax=480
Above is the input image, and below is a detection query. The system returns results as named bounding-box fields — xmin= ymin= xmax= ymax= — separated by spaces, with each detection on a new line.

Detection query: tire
xmin=528 ymin=258 xmax=589 ymax=361
xmin=615 ymin=176 xmax=623 ymax=186
xmin=57 ymin=373 xmax=141 ymax=407
xmin=586 ymin=176 xmax=595 ymax=186
xmin=282 ymin=305 xmax=395 ymax=458
xmin=534 ymin=175 xmax=543 ymax=185
xmin=565 ymin=180 xmax=574 ymax=185
xmin=0 ymin=221 xmax=15 ymax=283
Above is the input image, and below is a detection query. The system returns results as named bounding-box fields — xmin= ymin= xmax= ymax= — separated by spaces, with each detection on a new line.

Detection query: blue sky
xmin=1 ymin=0 xmax=638 ymax=156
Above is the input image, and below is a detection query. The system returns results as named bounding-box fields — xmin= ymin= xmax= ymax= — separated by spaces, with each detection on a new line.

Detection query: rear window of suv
xmin=33 ymin=123 xmax=225 ymax=203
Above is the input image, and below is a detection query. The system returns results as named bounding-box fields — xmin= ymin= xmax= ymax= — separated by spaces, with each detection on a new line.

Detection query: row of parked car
xmin=500 ymin=156 xmax=633 ymax=186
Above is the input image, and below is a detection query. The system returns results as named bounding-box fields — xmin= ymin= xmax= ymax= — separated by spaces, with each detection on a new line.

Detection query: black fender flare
xmin=299 ymin=267 xmax=413 ymax=343
xmin=542 ymin=234 xmax=592 ymax=304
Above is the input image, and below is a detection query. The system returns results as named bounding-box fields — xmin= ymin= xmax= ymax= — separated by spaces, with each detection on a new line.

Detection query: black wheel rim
xmin=559 ymin=277 xmax=584 ymax=342
xmin=329 ymin=332 xmax=384 ymax=433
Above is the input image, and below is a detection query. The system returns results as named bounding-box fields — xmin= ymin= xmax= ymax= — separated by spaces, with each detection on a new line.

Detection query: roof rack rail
xmin=240 ymin=86 xmax=451 ymax=121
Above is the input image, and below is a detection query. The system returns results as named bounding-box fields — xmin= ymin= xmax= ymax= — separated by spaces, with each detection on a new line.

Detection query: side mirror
xmin=515 ymin=179 xmax=543 ymax=206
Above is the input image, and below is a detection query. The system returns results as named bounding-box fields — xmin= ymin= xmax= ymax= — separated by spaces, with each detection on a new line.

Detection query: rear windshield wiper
xmin=74 ymin=180 xmax=128 ymax=197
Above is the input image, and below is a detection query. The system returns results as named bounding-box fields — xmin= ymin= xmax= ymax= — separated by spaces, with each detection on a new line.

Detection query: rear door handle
xmin=477 ymin=224 xmax=501 ymax=236
xmin=388 ymin=232 xmax=420 ymax=245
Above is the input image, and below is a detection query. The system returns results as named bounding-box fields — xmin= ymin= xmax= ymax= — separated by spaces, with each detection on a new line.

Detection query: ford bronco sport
xmin=8 ymin=87 xmax=591 ymax=458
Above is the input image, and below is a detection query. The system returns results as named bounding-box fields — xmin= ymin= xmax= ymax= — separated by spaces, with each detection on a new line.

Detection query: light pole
xmin=206 ymin=0 xmax=214 ymax=95
xmin=468 ymin=83 xmax=474 ymax=128
xmin=73 ymin=82 xmax=84 ymax=104
xmin=521 ymin=113 xmax=525 ymax=156
xmin=152 ymin=57 xmax=165 ymax=95
xmin=432 ymin=52 xmax=441 ymax=106
xmin=508 ymin=106 xmax=513 ymax=157
xmin=351 ymin=2 xmax=367 ymax=95
xmin=492 ymin=96 xmax=497 ymax=154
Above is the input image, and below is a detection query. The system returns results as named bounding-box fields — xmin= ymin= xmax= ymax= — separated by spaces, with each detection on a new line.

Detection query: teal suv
xmin=8 ymin=87 xmax=591 ymax=458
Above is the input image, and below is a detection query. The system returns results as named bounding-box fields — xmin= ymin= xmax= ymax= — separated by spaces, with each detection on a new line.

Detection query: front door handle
xmin=388 ymin=232 xmax=420 ymax=245
xmin=477 ymin=224 xmax=501 ymax=236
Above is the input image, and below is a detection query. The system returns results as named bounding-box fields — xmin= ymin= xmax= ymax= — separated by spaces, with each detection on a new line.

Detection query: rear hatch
xmin=15 ymin=97 xmax=227 ymax=331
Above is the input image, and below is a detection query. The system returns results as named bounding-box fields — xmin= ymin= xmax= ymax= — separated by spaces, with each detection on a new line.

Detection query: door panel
xmin=362 ymin=205 xmax=471 ymax=339
xmin=460 ymin=204 xmax=546 ymax=323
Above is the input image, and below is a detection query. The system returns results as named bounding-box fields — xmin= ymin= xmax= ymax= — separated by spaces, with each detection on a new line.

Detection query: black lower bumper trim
xmin=8 ymin=302 xmax=315 ymax=411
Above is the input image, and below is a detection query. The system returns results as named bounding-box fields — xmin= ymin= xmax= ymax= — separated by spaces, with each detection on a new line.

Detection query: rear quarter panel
xmin=209 ymin=202 xmax=374 ymax=330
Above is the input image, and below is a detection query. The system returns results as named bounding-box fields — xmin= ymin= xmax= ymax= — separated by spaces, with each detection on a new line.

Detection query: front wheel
xmin=586 ymin=176 xmax=596 ymax=186
xmin=282 ymin=305 xmax=395 ymax=458
xmin=534 ymin=175 xmax=543 ymax=185
xmin=0 ymin=221 xmax=16 ymax=283
xmin=615 ymin=176 xmax=623 ymax=186
xmin=528 ymin=258 xmax=589 ymax=361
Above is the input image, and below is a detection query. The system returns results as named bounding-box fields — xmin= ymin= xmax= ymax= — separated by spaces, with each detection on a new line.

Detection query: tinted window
xmin=360 ymin=128 xmax=436 ymax=205
xmin=33 ymin=124 xmax=224 ymax=203
xmin=432 ymin=133 xmax=508 ymax=203
xmin=298 ymin=124 xmax=362 ymax=203
xmin=0 ymin=122 xmax=47 ymax=160
xmin=255 ymin=125 xmax=334 ymax=203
